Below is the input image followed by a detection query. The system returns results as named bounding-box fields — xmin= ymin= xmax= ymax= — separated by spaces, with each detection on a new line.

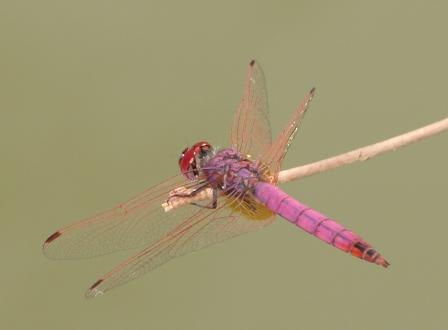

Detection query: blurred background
xmin=1 ymin=1 xmax=447 ymax=329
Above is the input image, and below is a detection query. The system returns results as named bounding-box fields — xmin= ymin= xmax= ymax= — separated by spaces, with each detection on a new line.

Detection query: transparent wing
xmin=85 ymin=195 xmax=274 ymax=298
xmin=43 ymin=173 xmax=210 ymax=259
xmin=262 ymin=88 xmax=315 ymax=178
xmin=230 ymin=60 xmax=272 ymax=160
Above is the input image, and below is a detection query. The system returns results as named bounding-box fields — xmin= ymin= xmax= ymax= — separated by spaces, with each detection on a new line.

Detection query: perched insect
xmin=44 ymin=60 xmax=388 ymax=298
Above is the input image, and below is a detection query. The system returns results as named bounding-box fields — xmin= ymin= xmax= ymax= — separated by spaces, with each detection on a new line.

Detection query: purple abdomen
xmin=254 ymin=182 xmax=389 ymax=267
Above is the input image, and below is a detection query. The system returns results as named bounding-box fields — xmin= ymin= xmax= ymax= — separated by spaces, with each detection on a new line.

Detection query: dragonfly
xmin=43 ymin=60 xmax=389 ymax=298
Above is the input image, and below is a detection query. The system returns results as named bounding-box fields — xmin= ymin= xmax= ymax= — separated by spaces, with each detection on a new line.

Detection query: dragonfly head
xmin=178 ymin=141 xmax=212 ymax=180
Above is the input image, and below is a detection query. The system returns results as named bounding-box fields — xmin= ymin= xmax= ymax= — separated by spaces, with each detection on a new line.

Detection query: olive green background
xmin=1 ymin=1 xmax=447 ymax=329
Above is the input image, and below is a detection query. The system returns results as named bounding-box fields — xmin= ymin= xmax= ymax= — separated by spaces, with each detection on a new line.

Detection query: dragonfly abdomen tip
xmin=375 ymin=257 xmax=390 ymax=268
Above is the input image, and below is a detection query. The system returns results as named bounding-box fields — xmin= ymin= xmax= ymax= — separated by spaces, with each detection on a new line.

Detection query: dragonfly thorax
xmin=202 ymin=148 xmax=264 ymax=194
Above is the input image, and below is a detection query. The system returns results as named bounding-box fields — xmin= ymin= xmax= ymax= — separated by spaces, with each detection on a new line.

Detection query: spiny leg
xmin=167 ymin=184 xmax=218 ymax=209
xmin=190 ymin=188 xmax=218 ymax=209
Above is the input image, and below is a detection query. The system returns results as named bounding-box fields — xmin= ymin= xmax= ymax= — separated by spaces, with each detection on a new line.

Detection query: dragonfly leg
xmin=168 ymin=184 xmax=208 ymax=199
xmin=221 ymin=164 xmax=231 ymax=190
xmin=191 ymin=188 xmax=218 ymax=209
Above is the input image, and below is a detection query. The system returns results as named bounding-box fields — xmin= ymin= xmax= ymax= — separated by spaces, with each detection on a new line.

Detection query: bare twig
xmin=162 ymin=117 xmax=448 ymax=212
xmin=278 ymin=117 xmax=448 ymax=183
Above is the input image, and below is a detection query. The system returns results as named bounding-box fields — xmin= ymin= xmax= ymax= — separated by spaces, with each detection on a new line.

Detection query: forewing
xmin=230 ymin=60 xmax=271 ymax=160
xmin=43 ymin=174 xmax=209 ymax=259
xmin=262 ymin=88 xmax=315 ymax=178
xmin=85 ymin=195 xmax=274 ymax=297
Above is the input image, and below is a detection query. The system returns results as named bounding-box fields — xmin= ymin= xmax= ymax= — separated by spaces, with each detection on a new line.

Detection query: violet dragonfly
xmin=44 ymin=60 xmax=389 ymax=298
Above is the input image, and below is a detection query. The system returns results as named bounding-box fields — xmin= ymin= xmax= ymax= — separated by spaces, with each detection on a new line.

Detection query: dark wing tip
xmin=85 ymin=279 xmax=105 ymax=298
xmin=309 ymin=87 xmax=316 ymax=95
xmin=249 ymin=59 xmax=256 ymax=66
xmin=44 ymin=231 xmax=62 ymax=244
xmin=90 ymin=279 xmax=104 ymax=290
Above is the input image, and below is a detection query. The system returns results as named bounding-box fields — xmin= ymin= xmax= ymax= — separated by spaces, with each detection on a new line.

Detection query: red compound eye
xmin=178 ymin=147 xmax=188 ymax=166
xmin=178 ymin=141 xmax=211 ymax=180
